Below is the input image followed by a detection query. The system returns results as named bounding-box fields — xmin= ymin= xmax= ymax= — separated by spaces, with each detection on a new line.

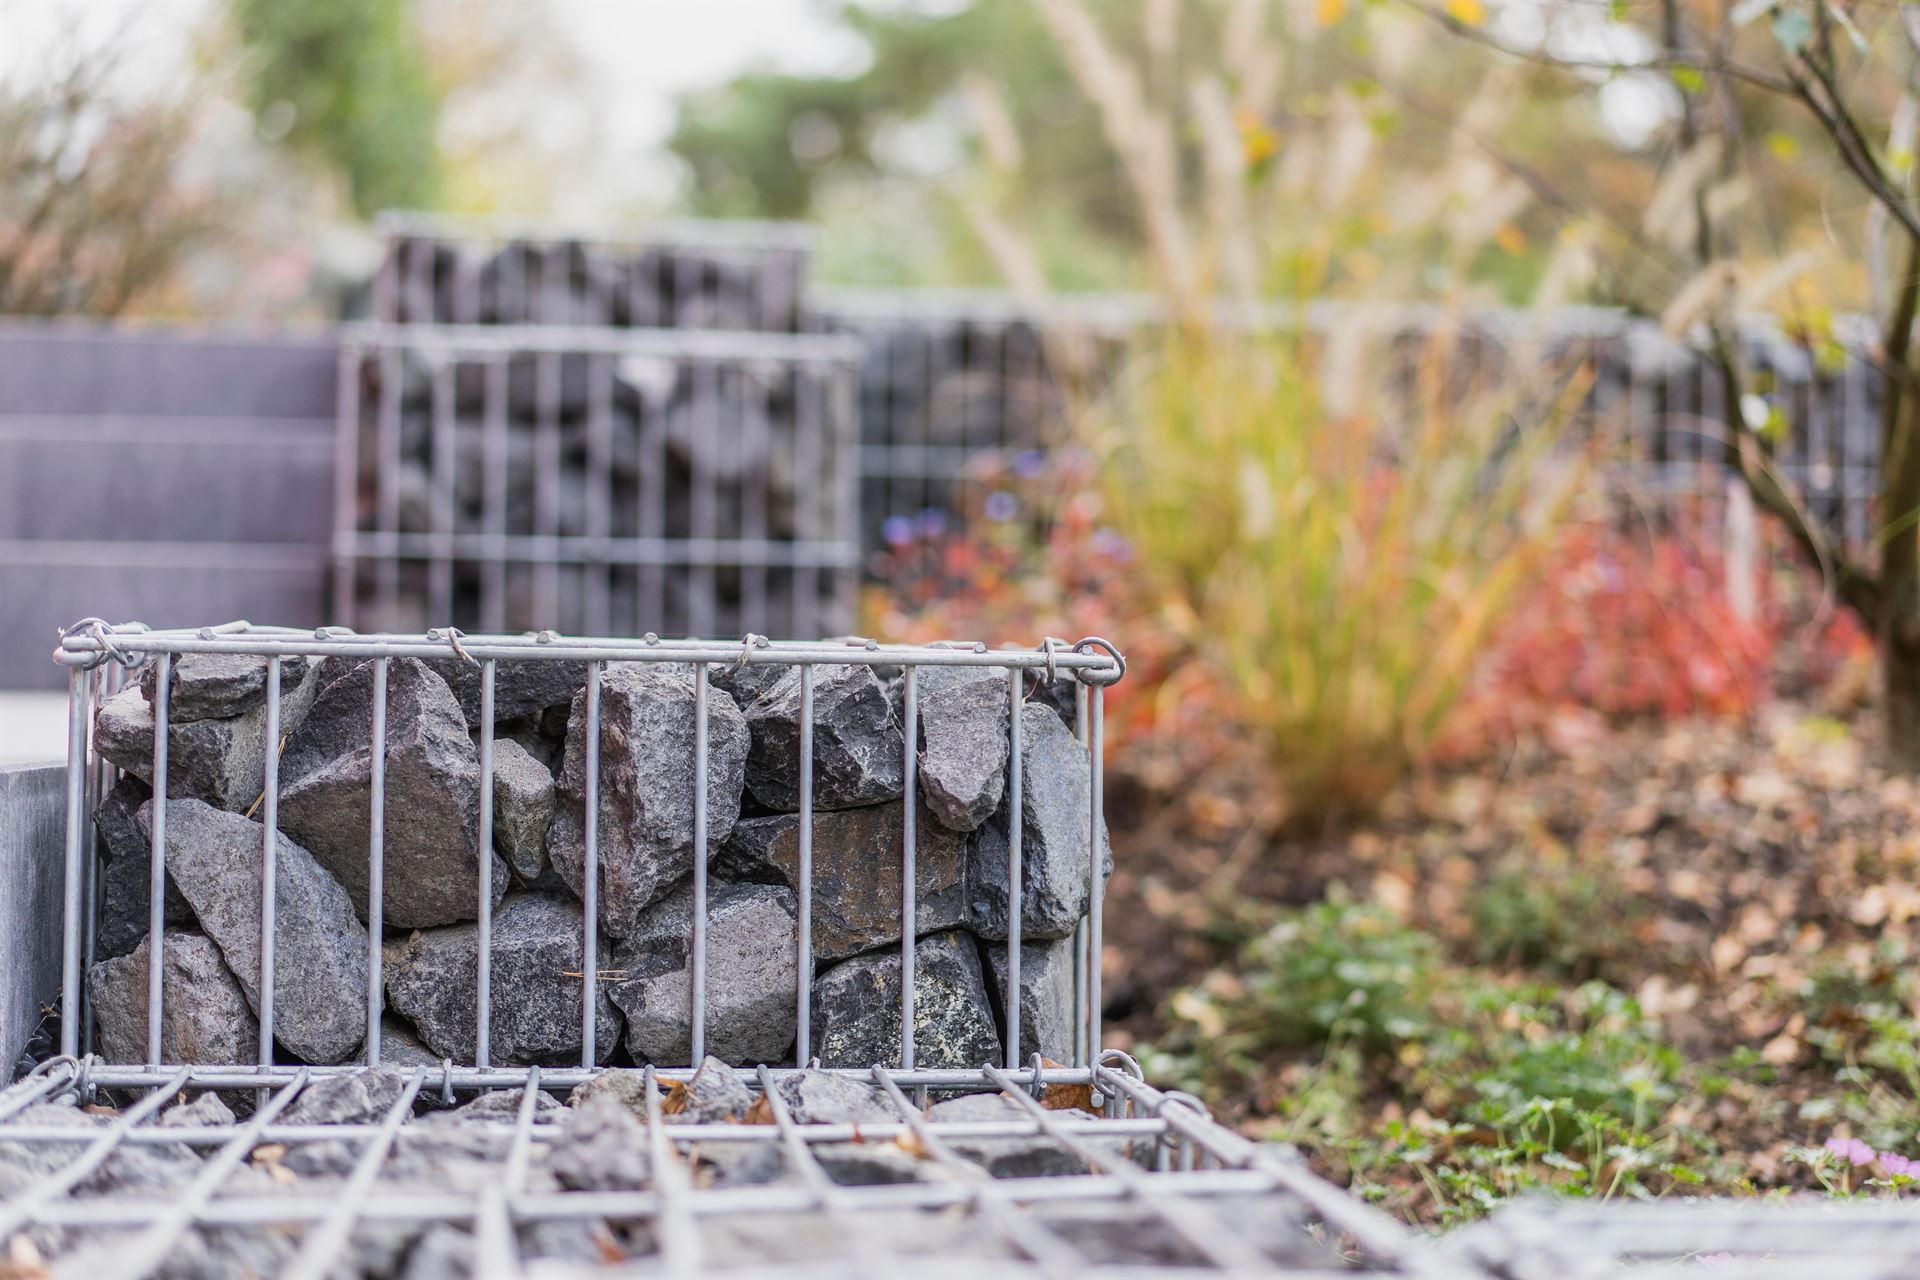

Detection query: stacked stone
xmin=86 ymin=652 xmax=1107 ymax=1072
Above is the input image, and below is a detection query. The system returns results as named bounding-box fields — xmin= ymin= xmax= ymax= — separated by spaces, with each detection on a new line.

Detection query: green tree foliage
xmin=226 ymin=0 xmax=442 ymax=217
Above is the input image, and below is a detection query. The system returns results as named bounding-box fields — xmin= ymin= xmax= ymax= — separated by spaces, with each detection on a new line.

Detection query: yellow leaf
xmin=1445 ymin=0 xmax=1487 ymax=25
xmin=1317 ymin=0 xmax=1346 ymax=24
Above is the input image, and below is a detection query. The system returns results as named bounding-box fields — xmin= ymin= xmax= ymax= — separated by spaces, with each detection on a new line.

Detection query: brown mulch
xmin=1101 ymin=697 xmax=1920 ymax=1073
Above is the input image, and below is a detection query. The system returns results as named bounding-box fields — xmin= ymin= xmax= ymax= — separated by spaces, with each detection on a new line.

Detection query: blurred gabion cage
xmin=333 ymin=324 xmax=862 ymax=640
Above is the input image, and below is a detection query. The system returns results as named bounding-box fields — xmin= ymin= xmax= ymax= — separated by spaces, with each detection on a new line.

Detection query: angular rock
xmin=277 ymin=657 xmax=505 ymax=929
xmin=548 ymin=1094 xmax=650 ymax=1192
xmin=400 ymin=1225 xmax=475 ymax=1280
xmin=719 ymin=800 xmax=967 ymax=962
xmin=157 ymin=1092 xmax=236 ymax=1129
xmin=968 ymin=705 xmax=1111 ymax=942
xmin=608 ymin=881 xmax=797 ymax=1066
xmin=918 ymin=677 xmax=1010 ymax=832
xmin=566 ymin=1068 xmax=648 ymax=1116
xmin=670 ymin=1056 xmax=754 ymax=1123
xmin=284 ymin=1065 xmax=414 ymax=1125
xmin=381 ymin=1016 xmax=444 ymax=1071
xmin=810 ymin=930 xmax=1001 ymax=1070
xmin=95 ymin=670 xmax=321 ymax=814
xmin=88 ymin=932 xmax=258 ymax=1065
xmin=924 ymin=1093 xmax=1087 ymax=1178
xmin=140 ymin=653 xmax=314 ymax=723
xmin=491 ymin=736 xmax=554 ymax=881
xmin=547 ymin=663 xmax=749 ymax=937
xmin=694 ymin=1141 xmax=790 ymax=1188
xmin=812 ymin=1143 xmax=932 ymax=1186
xmin=774 ymin=1070 xmax=892 ymax=1125
xmin=708 ymin=659 xmax=788 ymax=712
xmin=143 ymin=798 xmax=369 ymax=1064
xmin=424 ymin=657 xmax=587 ymax=728
xmin=983 ymin=936 xmax=1080 ymax=1066
xmin=437 ymin=1086 xmax=562 ymax=1124
xmin=384 ymin=892 xmax=620 ymax=1065
xmin=94 ymin=775 xmax=192 ymax=962
xmin=744 ymin=664 xmax=904 ymax=812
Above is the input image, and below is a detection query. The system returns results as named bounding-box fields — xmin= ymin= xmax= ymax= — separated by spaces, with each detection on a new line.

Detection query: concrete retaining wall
xmin=0 ymin=762 xmax=65 ymax=1072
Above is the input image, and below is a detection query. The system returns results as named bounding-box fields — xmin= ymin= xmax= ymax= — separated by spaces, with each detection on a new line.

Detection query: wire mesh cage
xmin=8 ymin=619 xmax=1487 ymax=1277
xmin=372 ymin=213 xmax=814 ymax=334
xmin=333 ymin=325 xmax=863 ymax=640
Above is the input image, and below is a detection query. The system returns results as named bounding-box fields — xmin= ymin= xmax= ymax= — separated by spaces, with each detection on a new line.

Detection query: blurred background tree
xmin=225 ymin=0 xmax=443 ymax=218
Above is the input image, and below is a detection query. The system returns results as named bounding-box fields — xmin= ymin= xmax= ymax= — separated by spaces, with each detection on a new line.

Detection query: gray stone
xmin=984 ymin=936 xmax=1078 ymax=1065
xmin=708 ymin=659 xmax=788 ymax=711
xmin=283 ymin=1065 xmax=413 ymax=1125
xmin=401 ymin=1224 xmax=475 ymax=1280
xmin=672 ymin=1055 xmax=754 ymax=1123
xmin=924 ymin=1092 xmax=1087 ymax=1177
xmin=812 ymin=1143 xmax=933 ymax=1186
xmin=140 ymin=652 xmax=314 ymax=723
xmin=968 ymin=704 xmax=1110 ymax=942
xmin=157 ymin=1092 xmax=235 ymax=1129
xmin=548 ymin=1093 xmax=650 ymax=1191
xmin=693 ymin=1141 xmax=789 ymax=1188
xmin=491 ymin=736 xmax=553 ymax=881
xmin=810 ymin=930 xmax=1001 ymax=1070
xmin=384 ymin=892 xmax=620 ymax=1065
xmin=774 ymin=1070 xmax=893 ymax=1125
xmin=87 ymin=932 xmax=258 ymax=1065
xmin=548 ymin=663 xmax=749 ymax=937
xmin=918 ymin=676 xmax=1010 ymax=832
xmin=278 ymin=657 xmax=506 ymax=929
xmin=142 ymin=798 xmax=368 ymax=1064
xmin=718 ymin=800 xmax=967 ymax=962
xmin=1036 ymin=1196 xmax=1328 ymax=1268
xmin=381 ymin=1016 xmax=445 ymax=1070
xmin=435 ymin=1086 xmax=562 ymax=1124
xmin=95 ymin=669 xmax=321 ymax=814
xmin=94 ymin=775 xmax=192 ymax=962
xmin=607 ymin=881 xmax=797 ymax=1066
xmin=424 ymin=657 xmax=587 ymax=728
xmin=743 ymin=664 xmax=904 ymax=811
xmin=566 ymin=1068 xmax=648 ymax=1116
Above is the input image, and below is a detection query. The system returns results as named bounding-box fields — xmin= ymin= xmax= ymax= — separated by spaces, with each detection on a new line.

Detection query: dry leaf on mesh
xmin=892 ymin=1130 xmax=930 ymax=1160
xmin=1038 ymin=1058 xmax=1098 ymax=1114
xmin=659 ymin=1081 xmax=690 ymax=1117
xmin=742 ymin=1095 xmax=776 ymax=1126
xmin=1 ymin=1233 xmax=49 ymax=1280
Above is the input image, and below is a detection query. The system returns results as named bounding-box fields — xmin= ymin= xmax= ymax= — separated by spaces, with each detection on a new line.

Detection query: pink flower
xmin=1825 ymin=1136 xmax=1876 ymax=1166
xmin=1881 ymin=1153 xmax=1918 ymax=1178
xmin=1696 ymin=1252 xmax=1734 ymax=1271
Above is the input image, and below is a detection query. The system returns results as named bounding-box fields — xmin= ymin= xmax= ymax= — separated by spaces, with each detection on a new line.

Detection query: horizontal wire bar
xmin=331 ymin=531 xmax=861 ymax=569
xmin=340 ymin=320 xmax=860 ymax=364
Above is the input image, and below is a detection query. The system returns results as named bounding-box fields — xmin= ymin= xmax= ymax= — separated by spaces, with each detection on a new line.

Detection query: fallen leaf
xmin=743 ymin=1095 xmax=776 ymax=1126
xmin=1037 ymin=1058 xmax=1097 ymax=1114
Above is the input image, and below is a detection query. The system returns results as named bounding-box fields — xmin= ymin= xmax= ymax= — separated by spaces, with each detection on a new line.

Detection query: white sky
xmin=0 ymin=0 xmax=863 ymax=212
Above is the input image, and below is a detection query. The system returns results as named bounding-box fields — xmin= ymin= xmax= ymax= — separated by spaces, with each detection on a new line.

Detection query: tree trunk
xmin=1881 ymin=382 xmax=1920 ymax=768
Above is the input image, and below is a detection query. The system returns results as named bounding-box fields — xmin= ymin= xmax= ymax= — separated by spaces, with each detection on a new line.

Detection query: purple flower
xmin=915 ymin=507 xmax=947 ymax=537
xmin=882 ymin=515 xmax=915 ymax=547
xmin=1090 ymin=528 xmax=1133 ymax=563
xmin=1013 ymin=449 xmax=1047 ymax=479
xmin=1824 ymin=1136 xmax=1876 ymax=1167
xmin=984 ymin=491 xmax=1018 ymax=522
xmin=1881 ymin=1153 xmax=1918 ymax=1178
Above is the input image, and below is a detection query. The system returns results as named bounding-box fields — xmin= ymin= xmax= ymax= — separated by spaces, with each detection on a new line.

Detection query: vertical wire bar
xmin=1072 ymin=683 xmax=1089 ymax=1067
xmin=690 ymin=362 xmax=717 ymax=638
xmin=59 ymin=668 xmax=91 ymax=1060
xmin=690 ymin=663 xmax=710 ymax=1064
xmin=586 ymin=352 xmax=613 ymax=637
xmin=641 ymin=374 xmax=667 ymax=630
xmin=476 ymin=660 xmax=496 ymax=1069
xmin=795 ymin=664 xmax=814 ymax=1063
xmin=1005 ymin=667 xmax=1023 ymax=1068
xmin=332 ymin=346 xmax=361 ymax=625
xmin=900 ymin=666 xmax=918 ymax=1071
xmin=581 ymin=662 xmax=602 ymax=1069
xmin=534 ymin=349 xmax=561 ymax=626
xmin=483 ymin=355 xmax=509 ymax=634
xmin=259 ymin=658 xmax=282 ymax=1070
xmin=376 ymin=344 xmax=401 ymax=625
xmin=429 ymin=357 xmax=455 ymax=623
xmin=79 ymin=666 xmax=108 ymax=1059
xmin=146 ymin=653 xmax=171 ymax=1067
xmin=366 ymin=658 xmax=389 ymax=1064
xmin=742 ymin=366 xmax=768 ymax=630
xmin=794 ymin=367 xmax=820 ymax=639
xmin=832 ymin=365 xmax=860 ymax=632
xmin=1087 ymin=684 xmax=1105 ymax=1061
